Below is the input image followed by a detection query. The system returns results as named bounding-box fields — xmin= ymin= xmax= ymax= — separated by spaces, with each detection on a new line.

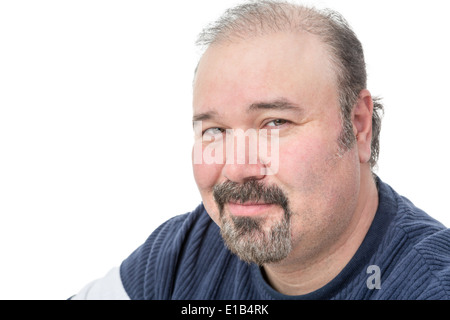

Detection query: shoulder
xmin=379 ymin=227 xmax=450 ymax=300
xmin=410 ymin=228 xmax=450 ymax=299
xmin=70 ymin=204 xmax=215 ymax=300
xmin=376 ymin=180 xmax=450 ymax=299
xmin=119 ymin=203 xmax=219 ymax=299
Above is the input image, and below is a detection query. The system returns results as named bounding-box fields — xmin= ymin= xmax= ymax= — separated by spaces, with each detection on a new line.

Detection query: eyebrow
xmin=192 ymin=111 xmax=218 ymax=122
xmin=192 ymin=99 xmax=303 ymax=123
xmin=247 ymin=99 xmax=304 ymax=114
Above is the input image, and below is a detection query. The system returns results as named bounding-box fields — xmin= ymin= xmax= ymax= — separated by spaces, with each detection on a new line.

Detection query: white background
xmin=0 ymin=0 xmax=449 ymax=299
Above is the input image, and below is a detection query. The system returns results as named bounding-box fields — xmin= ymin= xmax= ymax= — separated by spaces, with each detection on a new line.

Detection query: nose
xmin=221 ymin=130 xmax=267 ymax=183
xmin=222 ymin=161 xmax=266 ymax=183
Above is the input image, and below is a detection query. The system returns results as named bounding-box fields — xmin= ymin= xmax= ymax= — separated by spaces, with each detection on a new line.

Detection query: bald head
xmin=195 ymin=0 xmax=383 ymax=168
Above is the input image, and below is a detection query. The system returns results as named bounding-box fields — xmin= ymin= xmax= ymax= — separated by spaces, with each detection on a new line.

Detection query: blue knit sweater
xmin=120 ymin=178 xmax=450 ymax=299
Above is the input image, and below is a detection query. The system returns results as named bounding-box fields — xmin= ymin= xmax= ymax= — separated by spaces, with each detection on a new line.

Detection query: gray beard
xmin=213 ymin=179 xmax=293 ymax=265
xmin=219 ymin=210 xmax=292 ymax=266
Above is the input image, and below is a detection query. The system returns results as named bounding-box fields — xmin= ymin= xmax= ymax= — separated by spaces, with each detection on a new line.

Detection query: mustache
xmin=212 ymin=179 xmax=289 ymax=213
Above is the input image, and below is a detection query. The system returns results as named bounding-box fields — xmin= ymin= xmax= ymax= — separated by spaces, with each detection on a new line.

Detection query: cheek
xmin=276 ymin=128 xmax=359 ymax=212
xmin=278 ymin=133 xmax=360 ymax=241
xmin=192 ymin=144 xmax=223 ymax=191
xmin=192 ymin=163 xmax=222 ymax=192
xmin=277 ymin=135 xmax=329 ymax=186
xmin=276 ymin=119 xmax=346 ymax=188
xmin=192 ymin=147 xmax=223 ymax=223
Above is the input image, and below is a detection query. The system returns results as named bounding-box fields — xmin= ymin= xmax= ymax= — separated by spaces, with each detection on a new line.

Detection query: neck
xmin=262 ymin=167 xmax=379 ymax=296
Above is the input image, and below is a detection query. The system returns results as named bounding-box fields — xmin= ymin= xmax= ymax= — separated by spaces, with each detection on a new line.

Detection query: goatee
xmin=213 ymin=179 xmax=293 ymax=265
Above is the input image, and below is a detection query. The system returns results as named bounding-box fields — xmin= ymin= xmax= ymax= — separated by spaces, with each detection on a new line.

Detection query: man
xmin=72 ymin=1 xmax=450 ymax=299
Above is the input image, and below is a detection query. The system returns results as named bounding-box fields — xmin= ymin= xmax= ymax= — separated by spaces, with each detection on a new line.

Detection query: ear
xmin=352 ymin=89 xmax=373 ymax=164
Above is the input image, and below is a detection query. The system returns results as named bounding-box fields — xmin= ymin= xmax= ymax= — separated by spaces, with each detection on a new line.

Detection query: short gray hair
xmin=196 ymin=0 xmax=384 ymax=168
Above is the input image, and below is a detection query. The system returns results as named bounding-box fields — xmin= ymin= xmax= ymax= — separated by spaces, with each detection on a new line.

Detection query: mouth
xmin=213 ymin=179 xmax=289 ymax=219
xmin=226 ymin=201 xmax=278 ymax=217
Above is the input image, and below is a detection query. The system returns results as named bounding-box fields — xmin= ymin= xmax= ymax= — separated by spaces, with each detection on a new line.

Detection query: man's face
xmin=192 ymin=32 xmax=361 ymax=266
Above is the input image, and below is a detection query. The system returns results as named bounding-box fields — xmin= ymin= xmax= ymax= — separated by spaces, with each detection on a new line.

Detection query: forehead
xmin=193 ymin=32 xmax=339 ymax=115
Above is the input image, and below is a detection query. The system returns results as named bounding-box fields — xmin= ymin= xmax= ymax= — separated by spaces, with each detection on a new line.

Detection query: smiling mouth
xmin=226 ymin=201 xmax=278 ymax=217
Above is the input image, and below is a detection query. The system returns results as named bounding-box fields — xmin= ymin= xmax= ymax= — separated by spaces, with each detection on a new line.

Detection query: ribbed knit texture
xmin=120 ymin=178 xmax=450 ymax=300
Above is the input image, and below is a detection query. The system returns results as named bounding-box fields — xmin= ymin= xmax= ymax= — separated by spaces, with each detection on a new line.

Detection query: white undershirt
xmin=70 ymin=267 xmax=130 ymax=300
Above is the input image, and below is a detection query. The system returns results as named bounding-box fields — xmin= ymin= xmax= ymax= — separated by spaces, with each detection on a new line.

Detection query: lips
xmin=226 ymin=201 xmax=277 ymax=217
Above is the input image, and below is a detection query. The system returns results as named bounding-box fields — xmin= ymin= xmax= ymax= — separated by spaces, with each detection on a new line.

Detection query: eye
xmin=203 ymin=127 xmax=225 ymax=138
xmin=265 ymin=119 xmax=288 ymax=127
